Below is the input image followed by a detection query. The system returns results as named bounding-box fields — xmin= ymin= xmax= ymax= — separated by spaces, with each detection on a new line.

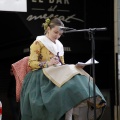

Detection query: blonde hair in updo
xmin=42 ymin=17 xmax=64 ymax=34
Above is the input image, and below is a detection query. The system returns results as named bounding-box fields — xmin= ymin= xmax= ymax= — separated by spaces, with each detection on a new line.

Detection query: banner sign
xmin=17 ymin=0 xmax=112 ymax=54
xmin=18 ymin=0 xmax=85 ymax=38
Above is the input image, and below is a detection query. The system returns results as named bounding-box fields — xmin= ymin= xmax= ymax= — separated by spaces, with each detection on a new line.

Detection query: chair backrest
xmin=11 ymin=56 xmax=31 ymax=102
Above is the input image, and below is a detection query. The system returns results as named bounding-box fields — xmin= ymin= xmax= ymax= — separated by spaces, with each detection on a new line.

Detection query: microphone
xmin=59 ymin=26 xmax=75 ymax=31
xmin=89 ymin=27 xmax=107 ymax=31
xmin=64 ymin=27 xmax=107 ymax=33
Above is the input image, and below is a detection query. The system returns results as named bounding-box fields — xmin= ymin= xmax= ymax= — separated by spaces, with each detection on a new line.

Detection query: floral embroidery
xmin=35 ymin=41 xmax=39 ymax=45
xmin=39 ymin=62 xmax=48 ymax=68
xmin=38 ymin=54 xmax=43 ymax=61
xmin=35 ymin=50 xmax=40 ymax=54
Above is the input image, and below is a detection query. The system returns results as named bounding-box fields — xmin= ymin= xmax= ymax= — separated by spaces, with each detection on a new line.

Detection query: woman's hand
xmin=47 ymin=57 xmax=59 ymax=66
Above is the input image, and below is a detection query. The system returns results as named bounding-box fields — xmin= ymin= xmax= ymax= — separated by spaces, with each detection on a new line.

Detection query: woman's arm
xmin=28 ymin=41 xmax=48 ymax=70
xmin=28 ymin=40 xmax=61 ymax=70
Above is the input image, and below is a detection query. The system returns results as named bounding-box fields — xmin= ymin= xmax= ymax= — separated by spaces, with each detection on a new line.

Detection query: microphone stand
xmin=64 ymin=27 xmax=107 ymax=120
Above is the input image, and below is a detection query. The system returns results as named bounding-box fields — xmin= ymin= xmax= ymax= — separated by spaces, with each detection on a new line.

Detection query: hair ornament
xmin=42 ymin=18 xmax=51 ymax=30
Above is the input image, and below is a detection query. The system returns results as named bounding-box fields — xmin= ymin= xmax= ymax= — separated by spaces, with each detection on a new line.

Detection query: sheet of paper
xmin=77 ymin=58 xmax=99 ymax=66
xmin=0 ymin=0 xmax=27 ymax=12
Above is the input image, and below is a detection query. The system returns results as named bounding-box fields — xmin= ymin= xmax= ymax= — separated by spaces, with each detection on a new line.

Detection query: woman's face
xmin=47 ymin=26 xmax=63 ymax=42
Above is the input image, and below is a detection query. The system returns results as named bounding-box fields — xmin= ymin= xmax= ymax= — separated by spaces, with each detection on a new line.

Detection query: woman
xmin=20 ymin=17 xmax=106 ymax=120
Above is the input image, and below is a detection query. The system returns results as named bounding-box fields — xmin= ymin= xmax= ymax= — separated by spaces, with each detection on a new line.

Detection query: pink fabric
xmin=11 ymin=56 xmax=31 ymax=102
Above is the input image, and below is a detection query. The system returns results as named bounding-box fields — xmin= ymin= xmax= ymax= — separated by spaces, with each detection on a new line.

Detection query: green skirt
xmin=20 ymin=69 xmax=106 ymax=120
